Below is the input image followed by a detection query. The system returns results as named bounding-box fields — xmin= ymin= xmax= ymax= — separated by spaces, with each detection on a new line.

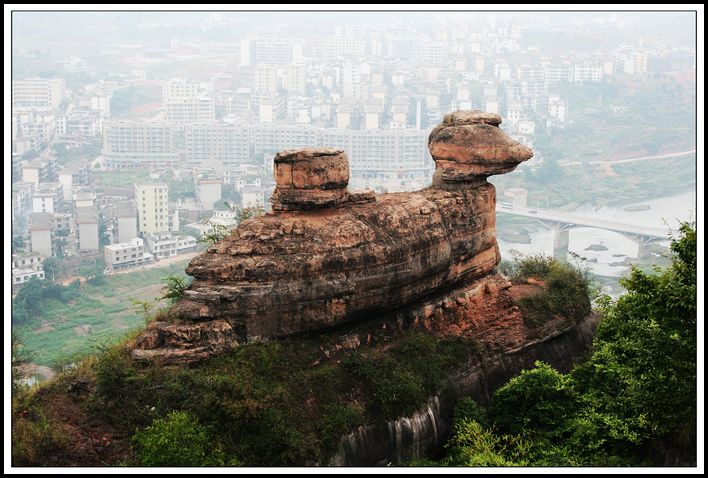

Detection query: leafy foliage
xmin=12 ymin=277 xmax=81 ymax=324
xmin=132 ymin=411 xmax=229 ymax=466
xmin=504 ymin=253 xmax=592 ymax=327
xmin=199 ymin=204 xmax=266 ymax=244
xmin=160 ymin=274 xmax=190 ymax=303
xmin=488 ymin=362 xmax=579 ymax=436
xmin=440 ymin=223 xmax=697 ymax=466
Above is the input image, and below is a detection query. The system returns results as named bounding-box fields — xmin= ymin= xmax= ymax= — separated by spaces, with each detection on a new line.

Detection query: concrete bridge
xmin=496 ymin=204 xmax=671 ymax=260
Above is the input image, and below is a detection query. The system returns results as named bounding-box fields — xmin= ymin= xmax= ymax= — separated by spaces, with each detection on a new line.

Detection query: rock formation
xmin=132 ymin=111 xmax=533 ymax=363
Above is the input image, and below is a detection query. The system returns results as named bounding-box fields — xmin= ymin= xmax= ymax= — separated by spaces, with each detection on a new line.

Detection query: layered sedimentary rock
xmin=133 ymin=110 xmax=532 ymax=362
xmin=429 ymin=110 xmax=533 ymax=189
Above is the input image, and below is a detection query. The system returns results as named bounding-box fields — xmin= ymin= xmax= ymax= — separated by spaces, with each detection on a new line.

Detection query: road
xmin=560 ymin=149 xmax=696 ymax=167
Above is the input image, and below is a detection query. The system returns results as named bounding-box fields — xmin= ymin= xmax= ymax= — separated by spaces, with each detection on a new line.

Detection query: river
xmin=498 ymin=189 xmax=697 ymax=278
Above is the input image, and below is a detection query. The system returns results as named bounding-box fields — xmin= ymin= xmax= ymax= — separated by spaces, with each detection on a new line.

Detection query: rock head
xmin=132 ymin=111 xmax=535 ymax=363
xmin=428 ymin=110 xmax=533 ymax=189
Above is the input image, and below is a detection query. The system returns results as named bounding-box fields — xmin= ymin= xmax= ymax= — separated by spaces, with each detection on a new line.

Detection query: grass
xmin=14 ymin=260 xmax=191 ymax=368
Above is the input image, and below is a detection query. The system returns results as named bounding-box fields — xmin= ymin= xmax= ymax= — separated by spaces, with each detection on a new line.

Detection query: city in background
xmin=9 ymin=11 xmax=697 ymax=378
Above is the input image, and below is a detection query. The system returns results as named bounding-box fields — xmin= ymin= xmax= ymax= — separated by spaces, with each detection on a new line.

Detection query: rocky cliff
xmin=133 ymin=110 xmax=533 ymax=363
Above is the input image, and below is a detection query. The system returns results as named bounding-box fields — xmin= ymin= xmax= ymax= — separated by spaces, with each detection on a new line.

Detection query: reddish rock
xmin=170 ymin=184 xmax=500 ymax=341
xmin=132 ymin=110 xmax=535 ymax=362
xmin=131 ymin=319 xmax=237 ymax=364
xmin=428 ymin=110 xmax=533 ymax=188
xmin=271 ymin=148 xmax=350 ymax=211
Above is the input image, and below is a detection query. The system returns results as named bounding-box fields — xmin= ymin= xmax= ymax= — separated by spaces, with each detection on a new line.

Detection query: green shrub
xmin=443 ymin=420 xmax=517 ymax=467
xmin=318 ymin=403 xmax=365 ymax=450
xmin=132 ymin=411 xmax=228 ymax=466
xmin=161 ymin=274 xmax=190 ymax=304
xmin=508 ymin=255 xmax=591 ymax=327
xmin=488 ymin=361 xmax=579 ymax=436
xmin=453 ymin=397 xmax=488 ymax=427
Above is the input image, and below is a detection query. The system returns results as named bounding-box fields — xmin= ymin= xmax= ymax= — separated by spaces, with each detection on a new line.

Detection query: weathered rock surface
xmin=132 ymin=111 xmax=533 ymax=361
xmin=174 ymin=185 xmax=499 ymax=341
xmin=271 ymin=148 xmax=351 ymax=211
xmin=132 ymin=319 xmax=237 ymax=364
xmin=428 ymin=110 xmax=533 ymax=189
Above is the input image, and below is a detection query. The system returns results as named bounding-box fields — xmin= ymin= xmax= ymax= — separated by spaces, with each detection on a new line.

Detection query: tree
xmin=569 ymin=222 xmax=696 ymax=462
xmin=161 ymin=274 xmax=190 ymax=304
xmin=12 ymin=235 xmax=25 ymax=252
xmin=440 ymin=223 xmax=697 ymax=466
xmin=43 ymin=257 xmax=60 ymax=281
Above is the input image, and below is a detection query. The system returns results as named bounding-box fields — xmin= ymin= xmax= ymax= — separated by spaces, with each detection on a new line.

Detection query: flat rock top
xmin=275 ymin=148 xmax=345 ymax=162
xmin=442 ymin=110 xmax=502 ymax=126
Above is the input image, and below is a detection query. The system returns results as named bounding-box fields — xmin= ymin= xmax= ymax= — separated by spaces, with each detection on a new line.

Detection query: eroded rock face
xmin=132 ymin=111 xmax=532 ymax=362
xmin=174 ymin=185 xmax=499 ymax=340
xmin=271 ymin=148 xmax=351 ymax=211
xmin=428 ymin=110 xmax=533 ymax=189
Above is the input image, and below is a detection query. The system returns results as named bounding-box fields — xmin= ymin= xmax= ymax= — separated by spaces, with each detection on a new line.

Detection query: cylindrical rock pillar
xmin=270 ymin=147 xmax=350 ymax=211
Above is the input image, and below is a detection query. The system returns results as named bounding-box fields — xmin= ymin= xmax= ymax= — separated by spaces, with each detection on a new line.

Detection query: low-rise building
xmin=104 ymin=238 xmax=154 ymax=271
xmin=194 ymin=177 xmax=223 ymax=210
xmin=144 ymin=232 xmax=197 ymax=259
xmin=13 ymin=268 xmax=45 ymax=287
xmin=12 ymin=252 xmax=45 ymax=271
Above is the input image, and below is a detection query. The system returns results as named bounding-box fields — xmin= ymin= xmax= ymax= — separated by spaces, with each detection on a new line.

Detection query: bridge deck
xmin=496 ymin=205 xmax=670 ymax=238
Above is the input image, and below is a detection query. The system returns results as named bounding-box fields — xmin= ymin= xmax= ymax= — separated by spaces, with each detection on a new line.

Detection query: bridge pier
xmin=553 ymin=228 xmax=569 ymax=262
xmin=620 ymin=232 xmax=661 ymax=259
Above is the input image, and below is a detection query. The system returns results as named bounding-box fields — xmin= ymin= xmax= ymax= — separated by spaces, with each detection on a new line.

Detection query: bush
xmin=132 ymin=411 xmax=228 ymax=466
xmin=318 ymin=403 xmax=365 ymax=450
xmin=453 ymin=397 xmax=488 ymax=428
xmin=508 ymin=255 xmax=591 ymax=327
xmin=443 ymin=420 xmax=517 ymax=467
xmin=488 ymin=362 xmax=579 ymax=436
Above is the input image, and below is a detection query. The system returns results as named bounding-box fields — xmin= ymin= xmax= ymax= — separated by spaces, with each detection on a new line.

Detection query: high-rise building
xmin=12 ymin=78 xmax=65 ymax=109
xmin=163 ymin=79 xmax=215 ymax=127
xmin=185 ymin=122 xmax=250 ymax=165
xmin=102 ymin=121 xmax=178 ymax=169
xmin=135 ymin=184 xmax=170 ymax=234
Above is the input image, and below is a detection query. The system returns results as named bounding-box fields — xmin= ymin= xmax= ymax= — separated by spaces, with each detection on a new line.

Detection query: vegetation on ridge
xmin=433 ymin=223 xmax=696 ymax=466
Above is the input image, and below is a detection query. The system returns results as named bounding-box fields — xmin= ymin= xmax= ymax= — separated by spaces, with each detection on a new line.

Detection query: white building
xmin=195 ymin=177 xmax=223 ymax=210
xmin=113 ymin=200 xmax=138 ymax=244
xmin=13 ymin=268 xmax=45 ymax=287
xmin=144 ymin=233 xmax=197 ymax=259
xmin=12 ymin=78 xmax=65 ymax=109
xmin=185 ymin=210 xmax=239 ymax=239
xmin=102 ymin=121 xmax=178 ymax=169
xmin=29 ymin=212 xmax=53 ymax=257
xmin=104 ymin=238 xmax=154 ymax=271
xmin=76 ymin=206 xmax=99 ymax=252
xmin=185 ymin=122 xmax=250 ymax=165
xmin=241 ymin=186 xmax=268 ymax=209
xmin=135 ymin=184 xmax=169 ymax=234
xmin=12 ymin=252 xmax=45 ymax=271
